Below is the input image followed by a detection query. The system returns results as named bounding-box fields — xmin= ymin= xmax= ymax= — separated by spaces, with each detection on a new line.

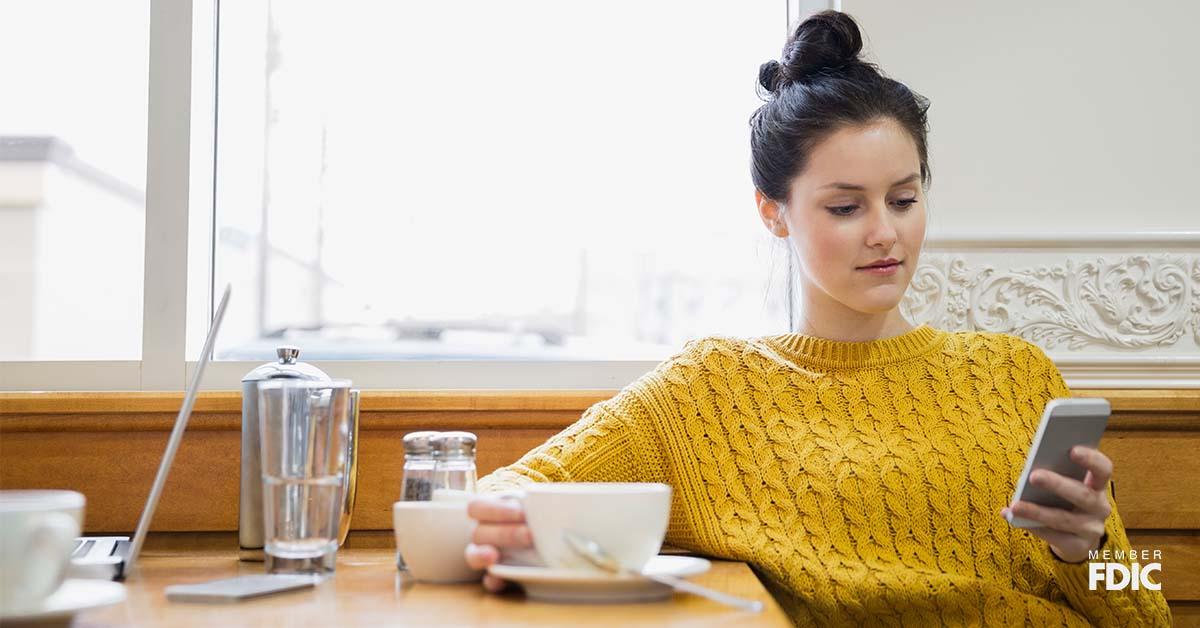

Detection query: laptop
xmin=69 ymin=284 xmax=231 ymax=580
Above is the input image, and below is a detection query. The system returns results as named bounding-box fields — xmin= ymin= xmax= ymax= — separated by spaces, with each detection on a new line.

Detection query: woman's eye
xmin=827 ymin=199 xmax=916 ymax=216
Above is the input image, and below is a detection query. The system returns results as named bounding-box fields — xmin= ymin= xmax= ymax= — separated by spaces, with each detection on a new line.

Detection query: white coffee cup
xmin=0 ymin=490 xmax=85 ymax=613
xmin=520 ymin=482 xmax=671 ymax=573
xmin=392 ymin=501 xmax=484 ymax=583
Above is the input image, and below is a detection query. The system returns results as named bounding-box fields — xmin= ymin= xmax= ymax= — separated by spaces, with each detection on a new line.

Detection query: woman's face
xmin=760 ymin=118 xmax=927 ymax=317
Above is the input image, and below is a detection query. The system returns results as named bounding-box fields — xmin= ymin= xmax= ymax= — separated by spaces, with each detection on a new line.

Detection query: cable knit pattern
xmin=478 ymin=325 xmax=1172 ymax=626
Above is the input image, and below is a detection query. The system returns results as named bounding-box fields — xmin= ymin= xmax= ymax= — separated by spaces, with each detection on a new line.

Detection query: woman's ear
xmin=755 ymin=190 xmax=789 ymax=237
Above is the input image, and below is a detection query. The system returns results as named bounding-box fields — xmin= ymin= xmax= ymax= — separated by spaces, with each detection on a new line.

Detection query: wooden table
xmin=77 ymin=548 xmax=791 ymax=627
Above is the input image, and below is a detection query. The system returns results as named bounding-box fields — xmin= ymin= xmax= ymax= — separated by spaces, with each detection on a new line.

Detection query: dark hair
xmin=750 ymin=11 xmax=931 ymax=203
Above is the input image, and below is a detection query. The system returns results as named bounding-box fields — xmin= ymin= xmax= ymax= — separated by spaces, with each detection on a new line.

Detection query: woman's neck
xmin=795 ymin=292 xmax=915 ymax=343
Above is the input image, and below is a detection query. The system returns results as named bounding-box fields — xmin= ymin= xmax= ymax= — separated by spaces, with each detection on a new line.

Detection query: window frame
xmin=0 ymin=0 xmax=818 ymax=391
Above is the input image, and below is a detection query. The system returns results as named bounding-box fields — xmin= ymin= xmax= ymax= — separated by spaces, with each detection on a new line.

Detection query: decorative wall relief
xmin=902 ymin=254 xmax=1200 ymax=351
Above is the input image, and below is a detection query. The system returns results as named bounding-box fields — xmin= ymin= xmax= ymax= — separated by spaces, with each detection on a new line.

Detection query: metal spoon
xmin=561 ymin=530 xmax=764 ymax=613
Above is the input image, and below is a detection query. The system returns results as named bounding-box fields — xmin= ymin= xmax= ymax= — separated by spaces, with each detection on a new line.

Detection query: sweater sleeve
xmin=1026 ymin=344 xmax=1173 ymax=627
xmin=476 ymin=361 xmax=674 ymax=494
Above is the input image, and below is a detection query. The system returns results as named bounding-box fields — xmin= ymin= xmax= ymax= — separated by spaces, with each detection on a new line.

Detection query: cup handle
xmin=491 ymin=490 xmax=544 ymax=568
xmin=23 ymin=513 xmax=79 ymax=601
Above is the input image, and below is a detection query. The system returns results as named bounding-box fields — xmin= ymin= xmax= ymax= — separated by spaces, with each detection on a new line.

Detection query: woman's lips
xmin=857 ymin=261 xmax=902 ymax=276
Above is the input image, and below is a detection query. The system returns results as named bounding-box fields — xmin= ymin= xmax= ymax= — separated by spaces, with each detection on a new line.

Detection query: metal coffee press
xmin=240 ymin=346 xmax=360 ymax=562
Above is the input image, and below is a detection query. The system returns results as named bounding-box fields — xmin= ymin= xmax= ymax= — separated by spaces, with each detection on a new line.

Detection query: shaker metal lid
xmin=433 ymin=431 xmax=477 ymax=457
xmin=241 ymin=346 xmax=331 ymax=382
xmin=402 ymin=431 xmax=441 ymax=455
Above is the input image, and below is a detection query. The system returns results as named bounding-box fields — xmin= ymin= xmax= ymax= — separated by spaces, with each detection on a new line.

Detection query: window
xmin=212 ymin=1 xmax=791 ymax=361
xmin=0 ymin=1 xmax=806 ymax=390
xmin=0 ymin=2 xmax=149 ymax=360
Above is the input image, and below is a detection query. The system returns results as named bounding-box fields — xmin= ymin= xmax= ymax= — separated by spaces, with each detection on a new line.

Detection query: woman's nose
xmin=865 ymin=207 xmax=899 ymax=248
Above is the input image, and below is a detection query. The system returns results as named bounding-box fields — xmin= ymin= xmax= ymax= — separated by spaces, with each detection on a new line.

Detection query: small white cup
xmin=521 ymin=482 xmax=671 ymax=573
xmin=0 ymin=490 xmax=85 ymax=613
xmin=393 ymin=501 xmax=484 ymax=583
xmin=431 ymin=488 xmax=473 ymax=502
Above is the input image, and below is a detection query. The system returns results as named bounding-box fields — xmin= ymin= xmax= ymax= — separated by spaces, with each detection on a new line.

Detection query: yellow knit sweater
xmin=478 ymin=326 xmax=1172 ymax=626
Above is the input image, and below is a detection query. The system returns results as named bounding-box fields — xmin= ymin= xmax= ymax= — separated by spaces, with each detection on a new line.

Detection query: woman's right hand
xmin=464 ymin=495 xmax=533 ymax=592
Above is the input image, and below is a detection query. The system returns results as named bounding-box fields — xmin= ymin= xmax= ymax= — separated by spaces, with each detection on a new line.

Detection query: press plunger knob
xmin=276 ymin=346 xmax=301 ymax=364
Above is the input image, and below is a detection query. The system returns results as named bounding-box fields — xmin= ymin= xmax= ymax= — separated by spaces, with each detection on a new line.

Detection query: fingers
xmin=1003 ymin=447 xmax=1115 ymax=564
xmin=1070 ymin=446 xmax=1113 ymax=490
xmin=465 ymin=543 xmax=499 ymax=570
xmin=464 ymin=544 xmax=512 ymax=593
xmin=471 ymin=523 xmax=533 ymax=548
xmin=1006 ymin=500 xmax=1106 ymax=538
xmin=1029 ymin=469 xmax=1109 ymax=513
xmin=482 ymin=573 xmax=509 ymax=592
xmin=467 ymin=496 xmax=526 ymax=524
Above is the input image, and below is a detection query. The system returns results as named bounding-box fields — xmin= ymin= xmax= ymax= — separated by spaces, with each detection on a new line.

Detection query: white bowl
xmin=392 ymin=501 xmax=483 ymax=583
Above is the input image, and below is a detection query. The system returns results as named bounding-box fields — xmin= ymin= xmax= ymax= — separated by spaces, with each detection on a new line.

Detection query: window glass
xmin=214 ymin=1 xmax=788 ymax=360
xmin=0 ymin=1 xmax=149 ymax=360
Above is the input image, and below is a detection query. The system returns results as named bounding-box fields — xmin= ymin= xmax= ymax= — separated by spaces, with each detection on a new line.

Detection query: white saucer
xmin=488 ymin=555 xmax=711 ymax=603
xmin=0 ymin=579 xmax=126 ymax=623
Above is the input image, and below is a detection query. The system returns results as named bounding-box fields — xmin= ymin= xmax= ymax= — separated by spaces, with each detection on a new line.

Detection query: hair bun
xmin=758 ymin=60 xmax=785 ymax=93
xmin=760 ymin=11 xmax=864 ymax=93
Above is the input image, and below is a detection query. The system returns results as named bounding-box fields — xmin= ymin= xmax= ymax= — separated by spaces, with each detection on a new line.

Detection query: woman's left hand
xmin=1001 ymin=446 xmax=1112 ymax=563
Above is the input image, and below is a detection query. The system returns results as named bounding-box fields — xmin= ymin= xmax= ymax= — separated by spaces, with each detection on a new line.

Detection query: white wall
xmin=844 ymin=1 xmax=1199 ymax=234
xmin=832 ymin=2 xmax=1200 ymax=387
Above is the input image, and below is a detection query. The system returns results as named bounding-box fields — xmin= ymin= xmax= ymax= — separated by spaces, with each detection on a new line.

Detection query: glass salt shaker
xmin=432 ymin=431 xmax=477 ymax=496
xmin=400 ymin=431 xmax=441 ymax=502
xmin=397 ymin=431 xmax=440 ymax=571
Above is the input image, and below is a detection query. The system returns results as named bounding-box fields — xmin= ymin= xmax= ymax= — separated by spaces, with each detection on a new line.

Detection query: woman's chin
xmin=845 ymin=288 xmax=908 ymax=314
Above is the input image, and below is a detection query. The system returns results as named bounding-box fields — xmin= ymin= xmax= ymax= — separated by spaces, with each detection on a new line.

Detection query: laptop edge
xmin=70 ymin=284 xmax=231 ymax=580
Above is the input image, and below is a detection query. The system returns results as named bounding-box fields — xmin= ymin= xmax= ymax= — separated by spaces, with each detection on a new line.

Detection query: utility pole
xmin=256 ymin=0 xmax=280 ymax=338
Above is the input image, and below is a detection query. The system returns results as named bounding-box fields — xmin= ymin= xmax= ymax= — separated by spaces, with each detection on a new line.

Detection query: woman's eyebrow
xmin=819 ymin=173 xmax=921 ymax=190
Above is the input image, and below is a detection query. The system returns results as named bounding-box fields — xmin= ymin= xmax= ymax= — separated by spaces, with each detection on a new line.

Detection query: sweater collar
xmin=766 ymin=324 xmax=945 ymax=369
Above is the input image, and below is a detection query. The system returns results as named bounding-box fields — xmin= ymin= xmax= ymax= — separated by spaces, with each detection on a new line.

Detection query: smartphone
xmin=165 ymin=574 xmax=321 ymax=603
xmin=1005 ymin=397 xmax=1110 ymax=529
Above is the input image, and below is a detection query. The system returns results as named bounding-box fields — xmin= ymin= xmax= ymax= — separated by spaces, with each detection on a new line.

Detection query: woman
xmin=463 ymin=11 xmax=1171 ymax=626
